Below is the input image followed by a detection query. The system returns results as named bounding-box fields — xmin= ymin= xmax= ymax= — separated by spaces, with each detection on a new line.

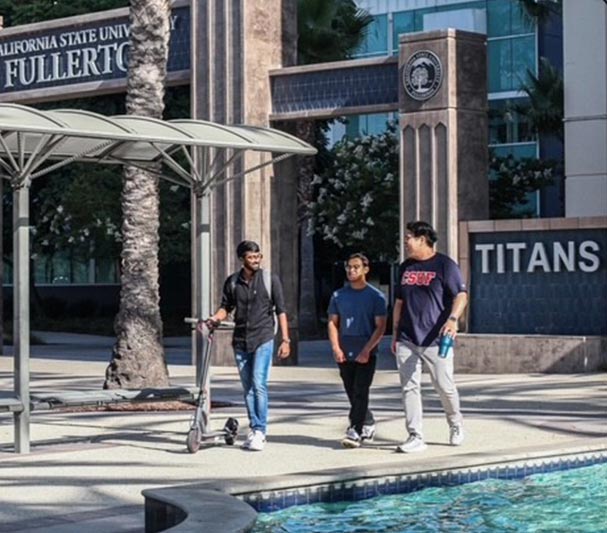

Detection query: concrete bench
xmin=0 ymin=394 xmax=24 ymax=413
xmin=0 ymin=387 xmax=198 ymax=414
xmin=30 ymin=386 xmax=199 ymax=411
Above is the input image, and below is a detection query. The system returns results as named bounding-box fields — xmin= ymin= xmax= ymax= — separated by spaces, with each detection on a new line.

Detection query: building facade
xmin=329 ymin=0 xmax=563 ymax=217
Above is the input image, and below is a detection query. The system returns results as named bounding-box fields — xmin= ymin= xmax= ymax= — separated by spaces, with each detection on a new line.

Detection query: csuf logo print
xmin=402 ymin=271 xmax=436 ymax=286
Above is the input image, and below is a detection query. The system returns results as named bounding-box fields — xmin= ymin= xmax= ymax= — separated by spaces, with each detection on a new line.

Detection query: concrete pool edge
xmin=143 ymin=438 xmax=607 ymax=532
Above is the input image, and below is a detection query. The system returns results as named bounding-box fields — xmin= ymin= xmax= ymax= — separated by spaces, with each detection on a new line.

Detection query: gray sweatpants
xmin=395 ymin=341 xmax=463 ymax=439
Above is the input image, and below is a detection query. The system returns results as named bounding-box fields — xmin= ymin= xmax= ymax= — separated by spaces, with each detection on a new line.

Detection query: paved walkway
xmin=0 ymin=333 xmax=606 ymax=532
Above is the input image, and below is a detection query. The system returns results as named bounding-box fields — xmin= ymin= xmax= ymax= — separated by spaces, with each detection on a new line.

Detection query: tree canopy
xmin=310 ymin=124 xmax=400 ymax=262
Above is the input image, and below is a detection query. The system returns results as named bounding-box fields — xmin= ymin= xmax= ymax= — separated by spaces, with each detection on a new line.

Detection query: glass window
xmin=356 ymin=14 xmax=388 ymax=58
xmin=34 ymin=256 xmax=50 ymax=284
xmin=3 ymin=262 xmax=11 ymax=284
xmin=30 ymin=254 xmax=118 ymax=284
xmin=490 ymin=143 xmax=538 ymax=159
xmin=424 ymin=9 xmax=486 ymax=34
xmin=414 ymin=9 xmax=433 ymax=32
xmin=488 ymin=35 xmax=536 ymax=92
xmin=488 ymin=0 xmax=534 ymax=37
xmin=392 ymin=11 xmax=415 ymax=52
xmin=344 ymin=113 xmax=393 ymax=138
xmin=510 ymin=0 xmax=535 ymax=35
xmin=488 ymin=39 xmax=512 ymax=92
xmin=489 ymin=99 xmax=534 ymax=145
xmin=95 ymin=258 xmax=118 ymax=284
xmin=72 ymin=260 xmax=89 ymax=284
xmin=512 ymin=35 xmax=536 ymax=85
xmin=51 ymin=253 xmax=71 ymax=284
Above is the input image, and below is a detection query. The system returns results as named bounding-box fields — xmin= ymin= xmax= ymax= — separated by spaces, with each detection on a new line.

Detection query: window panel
xmin=357 ymin=14 xmax=388 ymax=57
xmin=490 ymin=143 xmax=538 ymax=159
xmin=95 ymin=258 xmax=118 ymax=284
xmin=34 ymin=256 xmax=51 ymax=284
xmin=392 ymin=11 xmax=415 ymax=52
xmin=489 ymin=99 xmax=534 ymax=144
xmin=488 ymin=35 xmax=536 ymax=92
xmin=51 ymin=253 xmax=71 ymax=284
xmin=72 ymin=260 xmax=89 ymax=284
xmin=488 ymin=39 xmax=513 ymax=92
xmin=512 ymin=35 xmax=536 ymax=84
xmin=510 ymin=0 xmax=535 ymax=35
xmin=487 ymin=0 xmax=512 ymax=37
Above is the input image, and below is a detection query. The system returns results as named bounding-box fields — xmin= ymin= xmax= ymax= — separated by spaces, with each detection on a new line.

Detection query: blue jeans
xmin=234 ymin=340 xmax=273 ymax=434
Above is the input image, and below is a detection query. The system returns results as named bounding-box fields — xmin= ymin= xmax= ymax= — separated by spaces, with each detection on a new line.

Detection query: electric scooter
xmin=183 ymin=318 xmax=239 ymax=453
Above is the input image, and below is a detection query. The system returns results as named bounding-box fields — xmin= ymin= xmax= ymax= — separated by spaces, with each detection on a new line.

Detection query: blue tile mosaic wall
xmin=469 ymin=229 xmax=607 ymax=335
xmin=242 ymin=450 xmax=607 ymax=513
xmin=271 ymin=62 xmax=399 ymax=116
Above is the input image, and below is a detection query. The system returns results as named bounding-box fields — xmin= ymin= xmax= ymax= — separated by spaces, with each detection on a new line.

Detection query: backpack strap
xmin=227 ymin=272 xmax=239 ymax=307
xmin=261 ymin=269 xmax=278 ymax=335
xmin=262 ymin=269 xmax=273 ymax=305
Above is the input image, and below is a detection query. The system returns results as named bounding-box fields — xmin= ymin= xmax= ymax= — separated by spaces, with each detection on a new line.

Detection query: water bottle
xmin=438 ymin=333 xmax=454 ymax=358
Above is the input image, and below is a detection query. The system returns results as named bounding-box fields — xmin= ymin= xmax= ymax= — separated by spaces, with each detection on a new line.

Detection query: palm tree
xmin=298 ymin=0 xmax=373 ymax=64
xmin=104 ymin=0 xmax=171 ymax=388
xmin=517 ymin=0 xmax=561 ymax=23
xmin=517 ymin=57 xmax=564 ymax=142
xmin=296 ymin=0 xmax=372 ymax=337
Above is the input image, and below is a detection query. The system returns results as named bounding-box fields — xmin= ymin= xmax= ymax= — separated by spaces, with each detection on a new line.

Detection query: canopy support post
xmin=13 ymin=182 xmax=30 ymax=453
xmin=191 ymin=187 xmax=211 ymax=385
xmin=191 ymin=144 xmax=212 ymax=392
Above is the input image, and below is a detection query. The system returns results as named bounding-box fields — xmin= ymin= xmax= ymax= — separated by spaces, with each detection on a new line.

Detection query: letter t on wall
xmin=475 ymin=244 xmax=495 ymax=274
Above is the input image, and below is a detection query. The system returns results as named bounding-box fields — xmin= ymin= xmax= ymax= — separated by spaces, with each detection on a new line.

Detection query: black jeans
xmin=338 ymin=354 xmax=377 ymax=434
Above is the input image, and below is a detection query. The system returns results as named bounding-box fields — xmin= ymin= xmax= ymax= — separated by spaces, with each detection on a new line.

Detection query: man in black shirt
xmin=207 ymin=240 xmax=290 ymax=451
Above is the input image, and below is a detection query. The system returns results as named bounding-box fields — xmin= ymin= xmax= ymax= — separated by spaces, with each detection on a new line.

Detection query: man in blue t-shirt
xmin=328 ymin=253 xmax=387 ymax=448
xmin=392 ymin=221 xmax=468 ymax=453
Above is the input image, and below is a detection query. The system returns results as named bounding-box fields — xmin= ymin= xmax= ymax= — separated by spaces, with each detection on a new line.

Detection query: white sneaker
xmin=241 ymin=431 xmax=255 ymax=450
xmin=248 ymin=430 xmax=266 ymax=451
xmin=361 ymin=424 xmax=376 ymax=442
xmin=396 ymin=434 xmax=427 ymax=453
xmin=449 ymin=425 xmax=464 ymax=446
xmin=341 ymin=427 xmax=361 ymax=448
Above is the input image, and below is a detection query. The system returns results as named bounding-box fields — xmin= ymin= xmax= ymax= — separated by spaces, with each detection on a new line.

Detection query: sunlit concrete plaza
xmin=1 ymin=333 xmax=606 ymax=531
xmin=0 ymin=0 xmax=606 ymax=531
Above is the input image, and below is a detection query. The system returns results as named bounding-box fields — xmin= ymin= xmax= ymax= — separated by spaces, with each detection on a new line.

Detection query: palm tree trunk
xmin=105 ymin=0 xmax=171 ymax=389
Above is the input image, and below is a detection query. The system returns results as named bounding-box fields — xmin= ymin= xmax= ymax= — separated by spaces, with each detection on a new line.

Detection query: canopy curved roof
xmin=0 ymin=103 xmax=315 ymax=186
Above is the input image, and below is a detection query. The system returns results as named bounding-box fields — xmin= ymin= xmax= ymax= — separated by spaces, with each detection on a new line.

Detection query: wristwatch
xmin=281 ymin=338 xmax=291 ymax=344
xmin=448 ymin=315 xmax=458 ymax=322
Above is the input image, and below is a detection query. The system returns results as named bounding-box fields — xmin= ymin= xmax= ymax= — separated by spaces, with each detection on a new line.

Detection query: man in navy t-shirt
xmin=328 ymin=253 xmax=387 ymax=448
xmin=392 ymin=221 xmax=468 ymax=453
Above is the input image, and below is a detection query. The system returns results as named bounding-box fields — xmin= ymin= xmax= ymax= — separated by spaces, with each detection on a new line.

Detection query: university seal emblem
xmin=403 ymin=50 xmax=443 ymax=101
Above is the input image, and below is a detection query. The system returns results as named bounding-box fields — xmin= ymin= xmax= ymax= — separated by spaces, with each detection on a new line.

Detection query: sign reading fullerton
xmin=0 ymin=4 xmax=190 ymax=97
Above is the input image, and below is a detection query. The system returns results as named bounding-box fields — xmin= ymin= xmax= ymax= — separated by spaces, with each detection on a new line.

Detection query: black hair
xmin=345 ymin=252 xmax=370 ymax=268
xmin=236 ymin=240 xmax=260 ymax=258
xmin=406 ymin=221 xmax=437 ymax=246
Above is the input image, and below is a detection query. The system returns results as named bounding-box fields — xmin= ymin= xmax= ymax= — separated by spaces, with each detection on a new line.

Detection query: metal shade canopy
xmin=0 ymin=103 xmax=314 ymax=182
xmin=0 ymin=103 xmax=316 ymax=453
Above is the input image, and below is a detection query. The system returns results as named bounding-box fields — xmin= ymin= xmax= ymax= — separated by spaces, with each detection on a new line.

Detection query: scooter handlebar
xmin=184 ymin=317 xmax=236 ymax=330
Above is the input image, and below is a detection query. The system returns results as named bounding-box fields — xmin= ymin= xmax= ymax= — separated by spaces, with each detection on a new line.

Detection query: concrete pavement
xmin=0 ymin=333 xmax=606 ymax=532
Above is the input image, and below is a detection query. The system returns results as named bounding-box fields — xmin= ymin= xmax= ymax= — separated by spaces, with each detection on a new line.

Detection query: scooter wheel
xmin=224 ymin=417 xmax=239 ymax=436
xmin=223 ymin=417 xmax=238 ymax=445
xmin=186 ymin=428 xmax=201 ymax=453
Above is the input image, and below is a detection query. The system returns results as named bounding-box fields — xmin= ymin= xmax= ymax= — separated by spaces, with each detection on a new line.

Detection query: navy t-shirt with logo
xmin=394 ymin=253 xmax=467 ymax=347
